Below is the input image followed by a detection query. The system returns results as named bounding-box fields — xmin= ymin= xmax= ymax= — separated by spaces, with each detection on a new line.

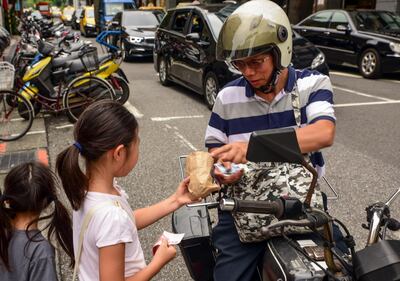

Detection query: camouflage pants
xmin=226 ymin=162 xmax=324 ymax=243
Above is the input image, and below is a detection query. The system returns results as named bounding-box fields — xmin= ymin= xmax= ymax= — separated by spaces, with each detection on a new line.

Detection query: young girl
xmin=0 ymin=161 xmax=74 ymax=281
xmin=56 ymin=100 xmax=197 ymax=281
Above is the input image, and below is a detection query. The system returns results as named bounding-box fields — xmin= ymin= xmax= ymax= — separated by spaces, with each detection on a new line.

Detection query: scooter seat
xmin=67 ymin=58 xmax=86 ymax=74
xmin=52 ymin=52 xmax=81 ymax=69
xmin=98 ymin=53 xmax=112 ymax=64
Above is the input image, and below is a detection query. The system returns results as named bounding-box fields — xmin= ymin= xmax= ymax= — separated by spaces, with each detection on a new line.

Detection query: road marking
xmin=335 ymin=100 xmax=400 ymax=107
xmin=151 ymin=115 xmax=204 ymax=121
xmin=330 ymin=71 xmax=361 ymax=78
xmin=56 ymin=124 xmax=74 ymax=129
xmin=174 ymin=131 xmax=197 ymax=151
xmin=124 ymin=101 xmax=143 ymax=118
xmin=26 ymin=130 xmax=46 ymax=135
xmin=333 ymin=86 xmax=394 ymax=101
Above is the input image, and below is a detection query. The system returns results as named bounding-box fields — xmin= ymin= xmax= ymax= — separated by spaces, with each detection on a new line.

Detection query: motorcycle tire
xmin=110 ymin=76 xmax=130 ymax=105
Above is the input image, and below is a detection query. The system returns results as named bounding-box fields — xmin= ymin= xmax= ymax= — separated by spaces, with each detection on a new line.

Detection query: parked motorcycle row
xmin=0 ymin=11 xmax=130 ymax=142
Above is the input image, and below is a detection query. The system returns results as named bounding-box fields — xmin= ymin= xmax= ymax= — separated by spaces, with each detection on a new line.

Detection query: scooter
xmin=173 ymin=128 xmax=400 ymax=281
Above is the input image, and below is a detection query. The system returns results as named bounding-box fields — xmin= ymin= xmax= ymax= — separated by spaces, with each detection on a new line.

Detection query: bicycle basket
xmin=80 ymin=46 xmax=99 ymax=72
xmin=0 ymin=61 xmax=15 ymax=90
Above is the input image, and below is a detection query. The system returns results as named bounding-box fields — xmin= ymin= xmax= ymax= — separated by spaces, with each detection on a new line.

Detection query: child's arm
xmin=99 ymin=240 xmax=176 ymax=281
xmin=133 ymin=177 xmax=197 ymax=230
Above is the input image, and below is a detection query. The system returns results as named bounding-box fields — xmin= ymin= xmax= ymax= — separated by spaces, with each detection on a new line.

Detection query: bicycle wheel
xmin=63 ymin=76 xmax=115 ymax=123
xmin=0 ymin=90 xmax=34 ymax=141
xmin=109 ymin=76 xmax=130 ymax=105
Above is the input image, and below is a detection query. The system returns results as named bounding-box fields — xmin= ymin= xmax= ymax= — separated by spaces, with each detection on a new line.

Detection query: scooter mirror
xmin=246 ymin=127 xmax=303 ymax=164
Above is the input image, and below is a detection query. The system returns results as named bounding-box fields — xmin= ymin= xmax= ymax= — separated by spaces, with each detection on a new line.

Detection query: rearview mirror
xmin=246 ymin=128 xmax=303 ymax=164
xmin=336 ymin=24 xmax=350 ymax=32
xmin=185 ymin=32 xmax=200 ymax=42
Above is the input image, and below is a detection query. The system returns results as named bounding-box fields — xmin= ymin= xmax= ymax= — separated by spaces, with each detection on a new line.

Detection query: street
xmin=2 ymin=47 xmax=400 ymax=280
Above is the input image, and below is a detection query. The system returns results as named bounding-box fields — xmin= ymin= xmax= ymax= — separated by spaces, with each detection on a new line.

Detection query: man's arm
xmin=210 ymin=120 xmax=335 ymax=164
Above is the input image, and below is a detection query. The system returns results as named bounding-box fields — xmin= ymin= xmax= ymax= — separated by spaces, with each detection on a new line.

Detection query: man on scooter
xmin=205 ymin=0 xmax=336 ymax=280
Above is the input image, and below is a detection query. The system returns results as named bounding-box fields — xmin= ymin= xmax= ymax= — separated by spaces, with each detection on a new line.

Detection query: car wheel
xmin=359 ymin=48 xmax=381 ymax=79
xmin=158 ymin=56 xmax=170 ymax=86
xmin=203 ymin=71 xmax=219 ymax=110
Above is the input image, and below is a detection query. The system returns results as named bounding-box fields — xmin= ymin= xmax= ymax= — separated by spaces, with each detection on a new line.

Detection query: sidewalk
xmin=0 ymin=35 xmax=49 ymax=178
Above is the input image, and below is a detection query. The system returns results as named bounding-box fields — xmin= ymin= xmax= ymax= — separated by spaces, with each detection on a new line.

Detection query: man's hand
xmin=210 ymin=142 xmax=249 ymax=164
xmin=213 ymin=162 xmax=243 ymax=184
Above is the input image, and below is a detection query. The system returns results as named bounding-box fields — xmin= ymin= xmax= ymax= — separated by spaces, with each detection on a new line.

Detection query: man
xmin=204 ymin=1 xmax=336 ymax=280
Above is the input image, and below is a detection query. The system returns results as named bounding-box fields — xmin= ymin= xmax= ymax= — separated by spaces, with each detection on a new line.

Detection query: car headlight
xmin=130 ymin=36 xmax=144 ymax=44
xmin=389 ymin=42 xmax=400 ymax=53
xmin=311 ymin=52 xmax=325 ymax=69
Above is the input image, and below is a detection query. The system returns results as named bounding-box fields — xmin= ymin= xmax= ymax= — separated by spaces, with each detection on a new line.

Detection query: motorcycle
xmin=172 ymin=127 xmax=400 ymax=281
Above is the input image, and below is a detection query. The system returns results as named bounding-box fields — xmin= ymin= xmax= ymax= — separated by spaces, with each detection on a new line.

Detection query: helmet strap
xmin=253 ymin=68 xmax=281 ymax=94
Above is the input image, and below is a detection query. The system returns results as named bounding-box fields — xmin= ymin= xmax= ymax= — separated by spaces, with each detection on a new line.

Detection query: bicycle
xmin=0 ymin=62 xmax=35 ymax=141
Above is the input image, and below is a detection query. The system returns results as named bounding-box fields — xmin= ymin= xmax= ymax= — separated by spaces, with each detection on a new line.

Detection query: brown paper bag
xmin=185 ymin=151 xmax=220 ymax=198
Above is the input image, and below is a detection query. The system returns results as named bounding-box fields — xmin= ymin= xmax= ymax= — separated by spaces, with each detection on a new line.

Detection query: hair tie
xmin=73 ymin=142 xmax=83 ymax=153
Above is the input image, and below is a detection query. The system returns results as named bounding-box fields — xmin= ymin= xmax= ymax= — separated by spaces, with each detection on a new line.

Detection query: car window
xmin=189 ymin=13 xmax=203 ymax=34
xmin=159 ymin=11 xmax=172 ymax=29
xmin=171 ymin=11 xmax=190 ymax=33
xmin=352 ymin=11 xmax=400 ymax=31
xmin=122 ymin=12 xmax=159 ymax=26
xmin=301 ymin=11 xmax=332 ymax=28
xmin=330 ymin=12 xmax=348 ymax=29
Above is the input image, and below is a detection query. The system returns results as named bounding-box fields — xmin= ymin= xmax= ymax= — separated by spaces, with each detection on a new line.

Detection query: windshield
xmin=32 ymin=11 xmax=43 ymax=19
xmin=215 ymin=3 xmax=239 ymax=21
xmin=105 ymin=3 xmax=123 ymax=16
xmin=206 ymin=13 xmax=223 ymax=39
xmin=352 ymin=11 xmax=400 ymax=32
xmin=122 ymin=12 xmax=159 ymax=26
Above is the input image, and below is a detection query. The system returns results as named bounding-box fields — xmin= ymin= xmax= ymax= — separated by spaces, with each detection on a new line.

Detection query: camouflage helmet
xmin=216 ymin=0 xmax=292 ymax=69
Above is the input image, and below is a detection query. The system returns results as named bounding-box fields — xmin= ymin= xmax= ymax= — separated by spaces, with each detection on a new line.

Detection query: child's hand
xmin=151 ymin=238 xmax=176 ymax=268
xmin=173 ymin=177 xmax=201 ymax=206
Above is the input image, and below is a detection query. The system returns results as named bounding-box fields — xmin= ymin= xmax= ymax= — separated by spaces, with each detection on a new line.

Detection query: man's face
xmin=231 ymin=53 xmax=274 ymax=89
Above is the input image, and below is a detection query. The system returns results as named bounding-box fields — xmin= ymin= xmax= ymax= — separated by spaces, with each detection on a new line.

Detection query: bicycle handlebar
xmin=220 ymin=198 xmax=284 ymax=218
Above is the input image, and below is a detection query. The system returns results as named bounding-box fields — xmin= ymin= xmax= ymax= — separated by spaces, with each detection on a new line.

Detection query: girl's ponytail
xmin=0 ymin=195 xmax=13 ymax=270
xmin=48 ymin=198 xmax=74 ymax=267
xmin=56 ymin=146 xmax=88 ymax=210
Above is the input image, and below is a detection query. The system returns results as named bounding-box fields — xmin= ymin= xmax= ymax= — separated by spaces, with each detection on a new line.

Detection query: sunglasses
xmin=231 ymin=56 xmax=271 ymax=71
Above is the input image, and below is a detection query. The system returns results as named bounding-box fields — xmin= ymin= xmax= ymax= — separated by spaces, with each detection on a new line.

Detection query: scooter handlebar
xmin=220 ymin=198 xmax=284 ymax=218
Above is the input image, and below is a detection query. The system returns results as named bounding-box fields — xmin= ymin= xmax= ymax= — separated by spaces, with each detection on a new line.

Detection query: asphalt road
xmin=4 ymin=35 xmax=400 ymax=280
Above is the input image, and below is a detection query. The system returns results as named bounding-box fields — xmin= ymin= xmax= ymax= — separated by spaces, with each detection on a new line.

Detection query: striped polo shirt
xmin=204 ymin=67 xmax=335 ymax=177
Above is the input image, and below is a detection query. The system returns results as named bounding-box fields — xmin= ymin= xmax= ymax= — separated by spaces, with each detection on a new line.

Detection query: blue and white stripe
xmin=205 ymin=67 xmax=335 ymax=177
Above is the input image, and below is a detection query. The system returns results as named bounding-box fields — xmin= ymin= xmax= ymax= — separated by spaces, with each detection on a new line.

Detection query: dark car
xmin=110 ymin=10 xmax=163 ymax=60
xmin=293 ymin=9 xmax=400 ymax=78
xmin=71 ymin=8 xmax=83 ymax=30
xmin=153 ymin=5 xmax=329 ymax=109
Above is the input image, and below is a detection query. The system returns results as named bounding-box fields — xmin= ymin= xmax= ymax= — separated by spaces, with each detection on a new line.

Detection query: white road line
xmin=330 ymin=71 xmax=361 ymax=78
xmin=335 ymin=100 xmax=400 ymax=107
xmin=333 ymin=86 xmax=394 ymax=101
xmin=56 ymin=124 xmax=74 ymax=129
xmin=151 ymin=115 xmax=204 ymax=122
xmin=124 ymin=102 xmax=143 ymax=118
xmin=26 ymin=130 xmax=46 ymax=135
xmin=174 ymin=131 xmax=197 ymax=151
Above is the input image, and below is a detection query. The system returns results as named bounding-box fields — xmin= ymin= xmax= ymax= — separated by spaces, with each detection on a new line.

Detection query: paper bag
xmin=185 ymin=151 xmax=220 ymax=198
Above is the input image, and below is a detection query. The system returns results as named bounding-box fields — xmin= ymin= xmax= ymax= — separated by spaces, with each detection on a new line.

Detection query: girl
xmin=56 ymin=100 xmax=197 ymax=281
xmin=0 ymin=161 xmax=74 ymax=281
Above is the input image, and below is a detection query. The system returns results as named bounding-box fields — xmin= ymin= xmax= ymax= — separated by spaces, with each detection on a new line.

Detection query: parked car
xmin=153 ymin=5 xmax=329 ymax=109
xmin=61 ymin=5 xmax=75 ymax=25
xmin=80 ymin=6 xmax=97 ymax=36
xmin=109 ymin=10 xmax=162 ymax=60
xmin=71 ymin=8 xmax=83 ymax=30
xmin=293 ymin=9 xmax=400 ymax=78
